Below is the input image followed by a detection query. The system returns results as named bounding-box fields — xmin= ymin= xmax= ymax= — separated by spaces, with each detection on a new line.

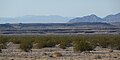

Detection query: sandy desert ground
xmin=0 ymin=42 xmax=120 ymax=60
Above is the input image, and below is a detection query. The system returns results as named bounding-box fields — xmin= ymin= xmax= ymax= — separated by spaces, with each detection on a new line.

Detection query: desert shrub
xmin=20 ymin=39 xmax=33 ymax=52
xmin=59 ymin=43 xmax=66 ymax=49
xmin=73 ymin=38 xmax=94 ymax=52
xmin=20 ymin=43 xmax=33 ymax=52
xmin=9 ymin=36 xmax=21 ymax=44
xmin=36 ymin=40 xmax=46 ymax=49
xmin=98 ymin=36 xmax=110 ymax=48
xmin=0 ymin=36 xmax=9 ymax=44
xmin=0 ymin=36 xmax=9 ymax=49
xmin=110 ymin=35 xmax=120 ymax=50
xmin=0 ymin=44 xmax=6 ymax=49
xmin=0 ymin=35 xmax=120 ymax=51
xmin=45 ymin=40 xmax=56 ymax=47
xmin=58 ymin=36 xmax=71 ymax=49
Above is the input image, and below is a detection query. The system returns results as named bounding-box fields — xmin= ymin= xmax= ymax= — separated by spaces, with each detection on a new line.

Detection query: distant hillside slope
xmin=0 ymin=22 xmax=115 ymax=30
xmin=69 ymin=14 xmax=104 ymax=23
xmin=103 ymin=13 xmax=120 ymax=22
xmin=0 ymin=24 xmax=14 ymax=29
xmin=0 ymin=15 xmax=71 ymax=23
xmin=110 ymin=22 xmax=120 ymax=27
xmin=69 ymin=13 xmax=120 ymax=23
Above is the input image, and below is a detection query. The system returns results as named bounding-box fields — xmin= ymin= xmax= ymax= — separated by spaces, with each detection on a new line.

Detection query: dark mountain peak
xmin=103 ymin=13 xmax=120 ymax=22
xmin=82 ymin=14 xmax=98 ymax=18
xmin=69 ymin=14 xmax=103 ymax=23
xmin=116 ymin=13 xmax=120 ymax=15
xmin=84 ymin=14 xmax=101 ymax=19
xmin=89 ymin=14 xmax=97 ymax=17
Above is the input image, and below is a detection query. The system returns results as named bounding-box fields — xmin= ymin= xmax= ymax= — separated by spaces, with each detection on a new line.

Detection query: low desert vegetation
xmin=0 ymin=35 xmax=120 ymax=52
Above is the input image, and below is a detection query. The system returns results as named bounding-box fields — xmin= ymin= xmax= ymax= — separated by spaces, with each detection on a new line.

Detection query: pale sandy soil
xmin=0 ymin=49 xmax=120 ymax=60
xmin=0 ymin=42 xmax=120 ymax=60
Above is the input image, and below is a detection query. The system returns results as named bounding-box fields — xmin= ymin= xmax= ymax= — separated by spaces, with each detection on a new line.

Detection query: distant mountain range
xmin=0 ymin=13 xmax=120 ymax=24
xmin=0 ymin=15 xmax=71 ymax=23
xmin=69 ymin=13 xmax=120 ymax=23
xmin=0 ymin=14 xmax=120 ymax=34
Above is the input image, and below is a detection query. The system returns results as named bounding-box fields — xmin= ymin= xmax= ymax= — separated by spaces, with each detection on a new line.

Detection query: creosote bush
xmin=0 ymin=35 xmax=120 ymax=52
xmin=73 ymin=37 xmax=94 ymax=52
xmin=20 ymin=37 xmax=33 ymax=52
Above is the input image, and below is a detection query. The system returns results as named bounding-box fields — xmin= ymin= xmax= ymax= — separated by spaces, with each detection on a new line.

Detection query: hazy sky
xmin=0 ymin=0 xmax=120 ymax=18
